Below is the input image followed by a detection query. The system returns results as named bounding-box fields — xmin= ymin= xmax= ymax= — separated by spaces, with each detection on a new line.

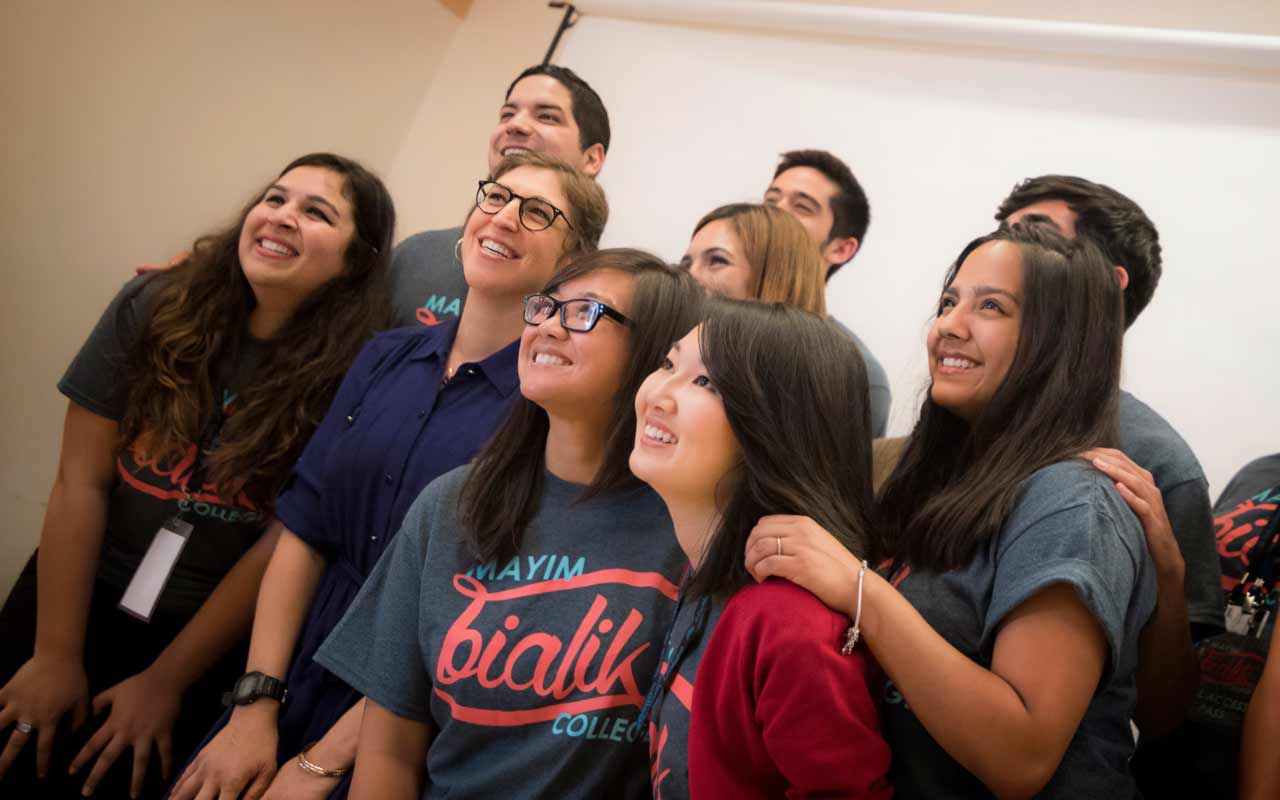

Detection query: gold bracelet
xmin=297 ymin=742 xmax=349 ymax=778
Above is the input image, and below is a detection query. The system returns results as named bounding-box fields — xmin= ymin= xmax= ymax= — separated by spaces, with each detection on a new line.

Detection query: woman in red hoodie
xmin=630 ymin=298 xmax=892 ymax=799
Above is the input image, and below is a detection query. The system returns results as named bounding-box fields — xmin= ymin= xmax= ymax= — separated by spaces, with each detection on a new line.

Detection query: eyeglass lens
xmin=478 ymin=183 xmax=557 ymax=231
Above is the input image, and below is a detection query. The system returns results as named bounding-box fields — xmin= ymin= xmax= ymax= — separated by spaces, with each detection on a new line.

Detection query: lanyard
xmin=631 ymin=571 xmax=712 ymax=740
xmin=175 ymin=402 xmax=226 ymax=521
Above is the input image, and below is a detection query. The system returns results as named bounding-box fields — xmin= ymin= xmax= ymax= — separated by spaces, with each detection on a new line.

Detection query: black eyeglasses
xmin=523 ymin=293 xmax=631 ymax=332
xmin=475 ymin=180 xmax=575 ymax=233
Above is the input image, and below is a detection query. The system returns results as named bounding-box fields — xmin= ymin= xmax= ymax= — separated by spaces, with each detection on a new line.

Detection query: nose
xmin=934 ymin=304 xmax=969 ymax=340
xmin=492 ymin=197 xmax=522 ymax=232
xmin=503 ymin=110 xmax=533 ymax=137
xmin=533 ymin=308 xmax=569 ymax=339
xmin=687 ymin=261 xmax=712 ymax=293
xmin=266 ymin=201 xmax=297 ymax=230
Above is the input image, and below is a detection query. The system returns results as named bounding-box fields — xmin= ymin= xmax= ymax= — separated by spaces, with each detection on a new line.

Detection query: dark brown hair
xmin=773 ymin=149 xmax=870 ymax=276
xmin=120 ymin=153 xmax=394 ymax=511
xmin=995 ymin=174 xmax=1161 ymax=328
xmin=460 ymin=248 xmax=704 ymax=564
xmin=878 ymin=223 xmax=1124 ymax=571
xmin=506 ymin=64 xmax=611 ymax=153
xmin=685 ymin=299 xmax=877 ymax=599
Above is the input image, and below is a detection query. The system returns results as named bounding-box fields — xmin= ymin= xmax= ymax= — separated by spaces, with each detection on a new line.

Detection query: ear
xmin=1113 ymin=265 xmax=1130 ymax=289
xmin=821 ymin=236 xmax=860 ymax=269
xmin=580 ymin=143 xmax=606 ymax=177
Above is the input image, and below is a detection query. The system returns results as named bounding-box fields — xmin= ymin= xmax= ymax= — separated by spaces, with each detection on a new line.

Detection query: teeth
xmin=644 ymin=424 xmax=677 ymax=445
xmin=502 ymin=147 xmax=531 ymax=156
xmin=260 ymin=239 xmax=294 ymax=256
xmin=941 ymin=357 xmax=977 ymax=369
xmin=481 ymin=239 xmax=515 ymax=259
xmin=534 ymin=352 xmax=569 ymax=366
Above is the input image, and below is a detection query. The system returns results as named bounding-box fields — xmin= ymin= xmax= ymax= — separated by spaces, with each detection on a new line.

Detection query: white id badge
xmin=119 ymin=517 xmax=193 ymax=622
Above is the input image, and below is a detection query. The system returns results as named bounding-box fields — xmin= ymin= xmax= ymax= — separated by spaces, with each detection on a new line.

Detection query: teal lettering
xmin=608 ymin=717 xmax=628 ymax=742
xmin=552 ymin=556 xmax=585 ymax=581
xmin=496 ymin=557 xmax=522 ymax=581
xmin=423 ymin=295 xmax=449 ymax=313
xmin=552 ymin=713 xmax=570 ymax=734
xmin=467 ymin=562 xmax=498 ymax=581
xmin=444 ymin=298 xmax=462 ymax=316
xmin=566 ymin=714 xmax=589 ymax=737
xmin=527 ymin=554 xmax=549 ymax=577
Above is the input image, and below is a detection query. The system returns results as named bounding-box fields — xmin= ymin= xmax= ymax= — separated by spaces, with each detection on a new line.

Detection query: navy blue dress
xmin=182 ymin=321 xmax=519 ymax=795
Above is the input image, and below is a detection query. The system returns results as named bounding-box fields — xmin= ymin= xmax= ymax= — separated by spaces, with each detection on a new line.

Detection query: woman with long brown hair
xmin=313 ymin=249 xmax=704 ymax=799
xmin=170 ymin=152 xmax=609 ymax=800
xmin=0 ymin=153 xmax=395 ymax=799
xmin=747 ymin=223 xmax=1157 ymax=798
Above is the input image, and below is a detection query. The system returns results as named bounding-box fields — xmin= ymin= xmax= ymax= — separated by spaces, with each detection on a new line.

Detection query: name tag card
xmin=118 ymin=517 xmax=193 ymax=622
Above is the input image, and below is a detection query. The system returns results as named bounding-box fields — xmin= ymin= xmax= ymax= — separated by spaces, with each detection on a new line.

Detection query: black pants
xmin=0 ymin=552 xmax=246 ymax=799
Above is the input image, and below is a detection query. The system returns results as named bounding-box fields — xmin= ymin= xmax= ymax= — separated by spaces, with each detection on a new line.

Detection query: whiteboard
xmin=557 ymin=11 xmax=1280 ymax=497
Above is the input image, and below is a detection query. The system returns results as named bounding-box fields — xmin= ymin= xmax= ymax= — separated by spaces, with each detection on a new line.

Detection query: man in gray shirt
xmin=764 ymin=149 xmax=891 ymax=435
xmin=388 ymin=64 xmax=610 ymax=329
xmin=996 ymin=175 xmax=1223 ymax=745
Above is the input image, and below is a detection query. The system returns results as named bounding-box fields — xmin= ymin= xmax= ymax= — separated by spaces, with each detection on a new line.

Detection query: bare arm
xmin=0 ymin=401 xmax=117 ymax=778
xmin=349 ymin=700 xmax=432 ymax=800
xmin=1240 ymin=622 xmax=1280 ymax=800
xmin=1085 ymin=449 xmax=1198 ymax=736
xmin=169 ymin=526 xmax=327 ymax=800
xmin=748 ymin=516 xmax=1109 ymax=800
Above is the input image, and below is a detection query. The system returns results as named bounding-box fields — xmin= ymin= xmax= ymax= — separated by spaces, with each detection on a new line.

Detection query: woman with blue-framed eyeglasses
xmin=315 ymin=248 xmax=706 ymax=799
xmin=170 ymin=152 xmax=606 ymax=800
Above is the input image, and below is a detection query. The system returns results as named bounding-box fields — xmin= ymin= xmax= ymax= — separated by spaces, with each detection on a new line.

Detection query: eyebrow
xmin=703 ymin=247 xmax=733 ymax=260
xmin=1015 ymin=213 xmax=1061 ymax=231
xmin=269 ymin=185 xmax=342 ymax=219
xmin=501 ymin=102 xmax=566 ymax=114
xmin=942 ymin=285 xmax=1022 ymax=304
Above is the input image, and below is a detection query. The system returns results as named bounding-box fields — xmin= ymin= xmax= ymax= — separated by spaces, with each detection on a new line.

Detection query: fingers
xmin=79 ymin=735 xmax=125 ymax=795
xmin=69 ymin=720 xmax=111 ymax=775
xmin=244 ymin=770 xmax=274 ymax=800
xmin=1113 ymin=481 xmax=1152 ymax=518
xmin=129 ymin=742 xmax=151 ymax=799
xmin=35 ymin=721 xmax=56 ymax=777
xmin=0 ymin=725 xmax=31 ymax=780
xmin=158 ymin=733 xmax=173 ymax=780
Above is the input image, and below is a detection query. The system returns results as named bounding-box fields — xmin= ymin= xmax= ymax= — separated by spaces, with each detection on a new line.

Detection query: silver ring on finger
xmin=15 ymin=721 xmax=33 ymax=735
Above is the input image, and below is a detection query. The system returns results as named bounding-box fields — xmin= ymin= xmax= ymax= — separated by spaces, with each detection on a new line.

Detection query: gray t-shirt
xmin=389 ymin=225 xmax=469 ymax=328
xmin=882 ymin=461 xmax=1157 ymax=799
xmin=830 ymin=318 xmax=891 ymax=438
xmin=57 ymin=275 xmax=268 ymax=619
xmin=1118 ymin=391 xmax=1223 ymax=636
xmin=316 ymin=465 xmax=686 ymax=799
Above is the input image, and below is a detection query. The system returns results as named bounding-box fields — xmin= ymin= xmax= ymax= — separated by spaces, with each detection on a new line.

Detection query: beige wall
xmin=0 ymin=0 xmax=460 ymax=595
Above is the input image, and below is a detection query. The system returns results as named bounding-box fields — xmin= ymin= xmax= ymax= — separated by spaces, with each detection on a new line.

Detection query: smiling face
xmin=682 ymin=219 xmax=754 ymax=300
xmin=630 ymin=326 xmax=742 ymax=510
xmin=927 ymin=240 xmax=1025 ymax=422
xmin=237 ymin=166 xmax=355 ymax=301
xmin=518 ymin=268 xmax=634 ymax=421
xmin=487 ymin=75 xmax=603 ymax=177
xmin=461 ymin=165 xmax=571 ymax=300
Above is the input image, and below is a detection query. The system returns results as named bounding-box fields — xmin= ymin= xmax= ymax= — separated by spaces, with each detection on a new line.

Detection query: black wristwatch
xmin=221 ymin=671 xmax=287 ymax=707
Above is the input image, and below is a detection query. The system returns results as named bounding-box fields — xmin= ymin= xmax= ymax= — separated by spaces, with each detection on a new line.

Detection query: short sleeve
xmin=1162 ymin=476 xmax=1225 ymax=636
xmin=984 ymin=471 xmax=1149 ymax=678
xmin=58 ymin=275 xmax=158 ymax=420
xmin=273 ymin=333 xmax=402 ymax=553
xmin=314 ymin=485 xmax=435 ymax=721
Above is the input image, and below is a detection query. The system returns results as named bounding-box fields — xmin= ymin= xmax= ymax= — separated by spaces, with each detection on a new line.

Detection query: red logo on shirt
xmin=435 ymin=570 xmax=679 ymax=726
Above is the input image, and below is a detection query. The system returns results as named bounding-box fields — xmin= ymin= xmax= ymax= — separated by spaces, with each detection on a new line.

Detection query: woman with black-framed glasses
xmin=315 ymin=249 xmax=706 ymax=799
xmin=170 ymin=152 xmax=606 ymax=800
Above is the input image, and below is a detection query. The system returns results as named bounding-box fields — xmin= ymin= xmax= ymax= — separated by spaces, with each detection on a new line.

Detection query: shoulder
xmin=1216 ymin=454 xmax=1280 ymax=509
xmin=720 ymin=579 xmax=848 ymax=644
xmin=1003 ymin=461 xmax=1144 ymax=557
xmin=828 ymin=318 xmax=889 ymax=389
xmin=401 ymin=463 xmax=474 ymax=536
xmin=392 ymin=225 xmax=464 ymax=264
xmin=1117 ymin=391 xmax=1205 ymax=487
xmin=358 ymin=324 xmax=447 ymax=365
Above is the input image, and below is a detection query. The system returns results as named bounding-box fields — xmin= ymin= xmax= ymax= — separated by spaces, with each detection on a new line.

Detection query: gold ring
xmin=776 ymin=536 xmax=782 ymax=557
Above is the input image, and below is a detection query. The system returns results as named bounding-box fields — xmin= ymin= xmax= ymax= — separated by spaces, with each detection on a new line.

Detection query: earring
xmin=454 ymin=238 xmax=463 ymax=264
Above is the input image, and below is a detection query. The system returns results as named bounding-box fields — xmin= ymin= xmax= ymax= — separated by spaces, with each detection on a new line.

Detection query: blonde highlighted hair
xmin=691 ymin=203 xmax=826 ymax=315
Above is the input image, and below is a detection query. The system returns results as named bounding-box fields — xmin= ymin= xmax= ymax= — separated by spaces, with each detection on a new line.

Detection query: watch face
xmin=234 ymin=677 xmax=259 ymax=704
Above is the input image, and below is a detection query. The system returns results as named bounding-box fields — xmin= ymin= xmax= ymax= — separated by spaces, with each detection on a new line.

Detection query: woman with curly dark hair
xmin=0 ymin=153 xmax=395 ymax=799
